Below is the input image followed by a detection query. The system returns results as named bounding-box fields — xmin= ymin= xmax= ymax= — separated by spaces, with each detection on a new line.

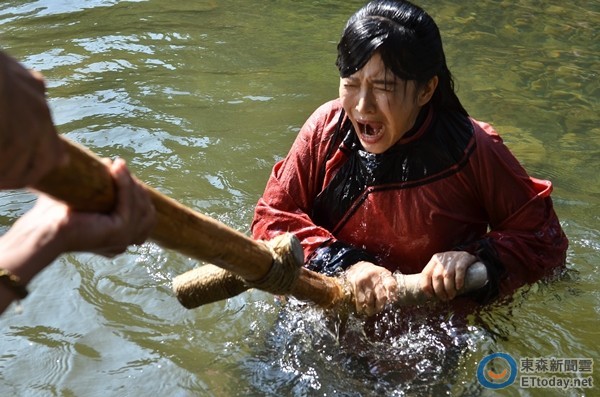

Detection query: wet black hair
xmin=336 ymin=0 xmax=468 ymax=116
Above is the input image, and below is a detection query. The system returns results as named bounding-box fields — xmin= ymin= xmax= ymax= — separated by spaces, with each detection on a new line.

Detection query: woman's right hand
xmin=419 ymin=251 xmax=478 ymax=301
xmin=345 ymin=261 xmax=398 ymax=316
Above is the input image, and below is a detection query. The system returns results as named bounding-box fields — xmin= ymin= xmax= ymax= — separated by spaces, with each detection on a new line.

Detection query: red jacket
xmin=251 ymin=99 xmax=568 ymax=297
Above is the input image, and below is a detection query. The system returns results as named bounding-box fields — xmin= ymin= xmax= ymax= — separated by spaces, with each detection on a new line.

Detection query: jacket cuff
xmin=306 ymin=241 xmax=377 ymax=276
xmin=458 ymin=238 xmax=504 ymax=303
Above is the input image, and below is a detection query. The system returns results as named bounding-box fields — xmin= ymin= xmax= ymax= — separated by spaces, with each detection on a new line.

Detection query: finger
xmin=111 ymin=158 xmax=132 ymax=225
xmin=420 ymin=271 xmax=434 ymax=298
xmin=131 ymin=179 xmax=155 ymax=244
xmin=113 ymin=160 xmax=154 ymax=244
xmin=372 ymin=283 xmax=388 ymax=313
xmin=364 ymin=288 xmax=374 ymax=309
xmin=354 ymin=285 xmax=367 ymax=313
xmin=382 ymin=273 xmax=398 ymax=304
xmin=443 ymin=265 xmax=457 ymax=300
xmin=432 ymin=266 xmax=449 ymax=301
xmin=420 ymin=263 xmax=435 ymax=298
xmin=364 ymin=288 xmax=379 ymax=317
xmin=374 ymin=272 xmax=399 ymax=311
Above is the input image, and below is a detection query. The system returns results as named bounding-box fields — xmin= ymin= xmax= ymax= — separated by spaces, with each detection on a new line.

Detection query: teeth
xmin=362 ymin=123 xmax=379 ymax=136
xmin=358 ymin=121 xmax=381 ymax=136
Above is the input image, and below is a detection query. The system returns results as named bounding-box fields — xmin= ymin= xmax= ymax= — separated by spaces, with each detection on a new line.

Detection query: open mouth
xmin=357 ymin=121 xmax=383 ymax=140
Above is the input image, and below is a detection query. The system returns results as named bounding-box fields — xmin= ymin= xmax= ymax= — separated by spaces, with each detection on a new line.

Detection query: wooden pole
xmin=171 ymin=260 xmax=488 ymax=309
xmin=33 ymin=137 xmax=348 ymax=306
xmin=33 ymin=136 xmax=488 ymax=310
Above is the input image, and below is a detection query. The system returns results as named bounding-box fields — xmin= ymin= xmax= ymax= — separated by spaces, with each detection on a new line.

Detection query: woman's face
xmin=339 ymin=52 xmax=431 ymax=154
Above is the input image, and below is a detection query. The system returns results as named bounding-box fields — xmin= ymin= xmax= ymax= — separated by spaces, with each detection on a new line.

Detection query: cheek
xmin=338 ymin=82 xmax=348 ymax=102
xmin=339 ymin=90 xmax=353 ymax=110
xmin=376 ymin=95 xmax=394 ymax=117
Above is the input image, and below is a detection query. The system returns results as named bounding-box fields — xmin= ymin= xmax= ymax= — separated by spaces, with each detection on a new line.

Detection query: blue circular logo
xmin=476 ymin=352 xmax=517 ymax=389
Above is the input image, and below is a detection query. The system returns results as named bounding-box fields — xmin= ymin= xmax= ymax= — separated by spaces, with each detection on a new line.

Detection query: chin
xmin=359 ymin=139 xmax=388 ymax=154
xmin=361 ymin=144 xmax=387 ymax=154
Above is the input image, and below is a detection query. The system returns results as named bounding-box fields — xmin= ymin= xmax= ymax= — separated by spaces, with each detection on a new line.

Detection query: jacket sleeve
xmin=251 ymin=101 xmax=374 ymax=274
xmin=251 ymin=102 xmax=339 ymax=262
xmin=461 ymin=121 xmax=568 ymax=296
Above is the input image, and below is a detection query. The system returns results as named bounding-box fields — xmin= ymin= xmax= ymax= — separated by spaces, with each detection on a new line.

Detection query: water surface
xmin=0 ymin=1 xmax=598 ymax=396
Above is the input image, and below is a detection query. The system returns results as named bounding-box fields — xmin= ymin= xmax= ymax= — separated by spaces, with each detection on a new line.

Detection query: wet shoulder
xmin=299 ymin=99 xmax=344 ymax=144
xmin=470 ymin=118 xmax=505 ymax=148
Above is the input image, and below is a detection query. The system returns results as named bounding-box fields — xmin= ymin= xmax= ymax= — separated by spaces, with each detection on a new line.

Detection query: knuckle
xmin=433 ymin=271 xmax=444 ymax=282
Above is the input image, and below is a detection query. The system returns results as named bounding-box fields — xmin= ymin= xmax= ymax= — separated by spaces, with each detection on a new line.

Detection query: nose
xmin=356 ymin=87 xmax=376 ymax=114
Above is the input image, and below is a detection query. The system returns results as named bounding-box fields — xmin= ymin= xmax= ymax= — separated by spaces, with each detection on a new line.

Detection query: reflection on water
xmin=0 ymin=0 xmax=598 ymax=396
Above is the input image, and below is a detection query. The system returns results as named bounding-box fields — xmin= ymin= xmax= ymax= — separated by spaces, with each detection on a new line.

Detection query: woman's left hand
xmin=420 ymin=251 xmax=478 ymax=301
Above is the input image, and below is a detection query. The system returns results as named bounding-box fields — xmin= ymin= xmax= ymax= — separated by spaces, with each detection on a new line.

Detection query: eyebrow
xmin=372 ymin=79 xmax=396 ymax=85
xmin=343 ymin=76 xmax=396 ymax=85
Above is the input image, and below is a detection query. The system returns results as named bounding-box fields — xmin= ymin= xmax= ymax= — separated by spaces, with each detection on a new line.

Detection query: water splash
xmin=238 ymin=299 xmax=484 ymax=396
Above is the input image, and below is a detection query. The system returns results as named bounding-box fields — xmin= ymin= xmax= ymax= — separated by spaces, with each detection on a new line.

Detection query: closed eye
xmin=341 ymin=78 xmax=359 ymax=88
xmin=373 ymin=80 xmax=396 ymax=92
xmin=374 ymin=84 xmax=395 ymax=92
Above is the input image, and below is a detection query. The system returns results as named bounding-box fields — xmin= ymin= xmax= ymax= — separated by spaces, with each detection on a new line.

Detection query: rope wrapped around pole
xmin=246 ymin=234 xmax=304 ymax=294
xmin=172 ymin=234 xmax=306 ymax=309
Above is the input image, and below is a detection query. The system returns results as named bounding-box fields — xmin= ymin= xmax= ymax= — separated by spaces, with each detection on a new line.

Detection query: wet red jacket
xmin=251 ymin=99 xmax=568 ymax=297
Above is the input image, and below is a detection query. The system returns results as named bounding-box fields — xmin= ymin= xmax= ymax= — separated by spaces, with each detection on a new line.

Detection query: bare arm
xmin=0 ymin=159 xmax=155 ymax=314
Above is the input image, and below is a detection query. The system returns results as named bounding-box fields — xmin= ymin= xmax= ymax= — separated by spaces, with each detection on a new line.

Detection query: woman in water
xmin=251 ymin=0 xmax=568 ymax=316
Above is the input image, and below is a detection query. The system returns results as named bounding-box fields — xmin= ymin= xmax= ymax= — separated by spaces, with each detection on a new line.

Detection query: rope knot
xmin=246 ymin=232 xmax=304 ymax=294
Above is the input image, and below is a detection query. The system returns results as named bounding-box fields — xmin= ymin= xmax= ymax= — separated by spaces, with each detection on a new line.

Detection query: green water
xmin=0 ymin=1 xmax=598 ymax=396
